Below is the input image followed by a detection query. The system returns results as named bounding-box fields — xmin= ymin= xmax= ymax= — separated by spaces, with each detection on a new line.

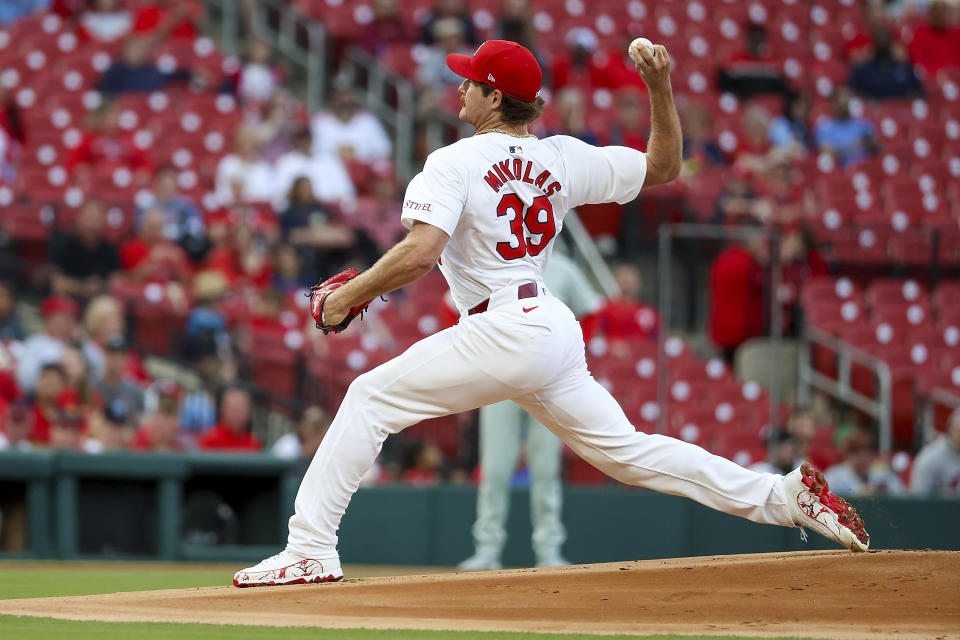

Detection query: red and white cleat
xmin=233 ymin=550 xmax=344 ymax=587
xmin=785 ymin=463 xmax=870 ymax=552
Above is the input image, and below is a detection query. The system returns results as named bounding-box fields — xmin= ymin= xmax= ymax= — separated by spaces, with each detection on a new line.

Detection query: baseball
xmin=628 ymin=37 xmax=655 ymax=63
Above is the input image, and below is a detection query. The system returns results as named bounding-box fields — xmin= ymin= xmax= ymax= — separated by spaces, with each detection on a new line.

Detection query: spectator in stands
xmin=849 ymin=27 xmax=924 ymax=99
xmin=205 ymin=220 xmax=273 ymax=289
xmin=547 ymin=88 xmax=598 ymax=145
xmin=0 ymin=0 xmax=49 ymax=24
xmin=27 ymin=363 xmax=68 ymax=444
xmin=0 ymin=281 xmax=26 ymax=341
xmin=496 ymin=0 xmax=536 ymax=52
xmin=245 ymin=89 xmax=299 ymax=163
xmin=183 ymin=271 xmax=230 ymax=361
xmin=844 ymin=0 xmax=892 ymax=64
xmin=271 ymin=244 xmax=310 ymax=293
xmin=907 ymin=0 xmax=960 ymax=77
xmin=681 ymin=104 xmax=724 ymax=172
xmin=910 ymin=408 xmax=960 ymax=496
xmin=710 ymin=166 xmax=759 ymax=225
xmin=214 ymin=125 xmax=275 ymax=206
xmin=717 ymin=22 xmax=792 ymax=99
xmin=825 ymin=424 xmax=905 ymax=496
xmin=311 ymin=79 xmax=392 ymax=162
xmin=272 ymin=405 xmax=330 ymax=465
xmin=768 ymin=93 xmax=813 ymax=157
xmin=584 ymin=264 xmax=659 ymax=353
xmin=15 ymin=297 xmax=77 ymax=393
xmin=750 ymin=431 xmax=799 ymax=475
xmin=785 ymin=407 xmax=817 ymax=464
xmin=81 ymin=294 xmax=130 ymax=383
xmin=198 ymin=386 xmax=261 ymax=451
xmin=119 ymin=208 xmax=192 ymax=284
xmin=750 ymin=149 xmax=815 ymax=224
xmin=83 ymin=399 xmax=132 ymax=453
xmin=77 ymin=0 xmax=132 ymax=44
xmin=551 ymin=27 xmax=646 ymax=93
xmin=61 ymin=343 xmax=95 ymax=410
xmin=814 ymin=87 xmax=879 ymax=168
xmin=137 ymin=166 xmax=207 ymax=262
xmin=550 ymin=27 xmax=597 ymax=92
xmin=0 ymin=402 xmax=33 ymax=452
xmin=98 ymin=36 xmax=193 ymax=95
xmin=132 ymin=0 xmax=202 ymax=41
xmin=398 ymin=438 xmax=445 ymax=486
xmin=48 ymin=408 xmax=85 ymax=451
xmin=605 ymin=87 xmax=647 ymax=150
xmin=418 ymin=18 xmax=473 ymax=90
xmin=66 ymin=101 xmax=152 ymax=177
xmin=281 ymin=177 xmax=380 ymax=281
xmin=708 ymin=228 xmax=767 ymax=363
xmin=132 ymin=381 xmax=192 ymax=451
xmin=419 ymin=0 xmax=477 ymax=46
xmin=273 ymin=127 xmax=356 ymax=209
xmin=238 ymin=39 xmax=283 ymax=104
xmin=778 ymin=225 xmax=828 ymax=335
xmin=50 ymin=199 xmax=119 ymax=300
xmin=358 ymin=0 xmax=410 ymax=56
xmin=349 ymin=160 xmax=406 ymax=252
xmin=180 ymin=359 xmax=225 ymax=434
xmin=95 ymin=335 xmax=145 ymax=423
xmin=733 ymin=104 xmax=773 ymax=173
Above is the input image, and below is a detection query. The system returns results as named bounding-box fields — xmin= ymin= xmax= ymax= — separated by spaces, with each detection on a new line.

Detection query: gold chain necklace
xmin=476 ymin=127 xmax=537 ymax=139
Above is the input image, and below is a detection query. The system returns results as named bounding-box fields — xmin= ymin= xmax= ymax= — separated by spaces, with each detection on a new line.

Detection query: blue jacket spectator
xmin=814 ymin=88 xmax=878 ymax=168
xmin=769 ymin=93 xmax=812 ymax=153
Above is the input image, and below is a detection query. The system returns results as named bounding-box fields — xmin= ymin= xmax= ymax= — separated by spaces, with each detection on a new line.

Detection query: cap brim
xmin=446 ymin=53 xmax=480 ymax=82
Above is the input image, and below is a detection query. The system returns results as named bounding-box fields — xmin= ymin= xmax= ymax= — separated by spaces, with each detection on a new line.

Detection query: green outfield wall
xmin=0 ymin=451 xmax=956 ymax=564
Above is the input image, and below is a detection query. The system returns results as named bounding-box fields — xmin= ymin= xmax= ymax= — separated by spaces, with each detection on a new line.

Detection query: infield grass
xmin=0 ymin=563 xmax=816 ymax=640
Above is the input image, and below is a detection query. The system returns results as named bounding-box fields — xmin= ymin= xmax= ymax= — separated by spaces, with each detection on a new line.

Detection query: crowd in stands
xmin=1 ymin=0 xmax=959 ymax=496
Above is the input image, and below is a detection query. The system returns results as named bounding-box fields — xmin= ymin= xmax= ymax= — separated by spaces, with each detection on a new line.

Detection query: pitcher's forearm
xmin=338 ymin=240 xmax=436 ymax=308
xmin=645 ymin=79 xmax=683 ymax=185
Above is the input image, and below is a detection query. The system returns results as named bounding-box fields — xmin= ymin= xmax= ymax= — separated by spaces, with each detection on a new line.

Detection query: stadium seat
xmin=865 ymin=279 xmax=929 ymax=308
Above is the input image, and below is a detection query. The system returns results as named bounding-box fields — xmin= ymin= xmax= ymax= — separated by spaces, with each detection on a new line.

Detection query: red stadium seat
xmin=865 ymin=279 xmax=929 ymax=308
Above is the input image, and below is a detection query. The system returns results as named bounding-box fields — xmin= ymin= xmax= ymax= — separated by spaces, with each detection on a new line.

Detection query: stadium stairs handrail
xmin=799 ymin=324 xmax=894 ymax=452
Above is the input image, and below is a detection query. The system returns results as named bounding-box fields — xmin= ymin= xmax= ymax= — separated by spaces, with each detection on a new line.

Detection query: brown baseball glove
xmin=307 ymin=268 xmax=377 ymax=334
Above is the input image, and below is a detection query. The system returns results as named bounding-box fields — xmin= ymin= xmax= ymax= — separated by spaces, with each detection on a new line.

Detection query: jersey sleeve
xmin=400 ymin=149 xmax=467 ymax=236
xmin=559 ymin=136 xmax=648 ymax=208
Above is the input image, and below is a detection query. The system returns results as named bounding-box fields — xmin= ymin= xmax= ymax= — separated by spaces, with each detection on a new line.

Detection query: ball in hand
xmin=628 ymin=37 xmax=655 ymax=63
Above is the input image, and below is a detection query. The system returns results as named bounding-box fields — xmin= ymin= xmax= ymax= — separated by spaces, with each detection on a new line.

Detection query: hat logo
xmin=487 ymin=73 xmax=496 ymax=82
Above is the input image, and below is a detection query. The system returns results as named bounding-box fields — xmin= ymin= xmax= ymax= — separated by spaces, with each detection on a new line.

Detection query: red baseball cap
xmin=41 ymin=296 xmax=79 ymax=318
xmin=446 ymin=40 xmax=542 ymax=103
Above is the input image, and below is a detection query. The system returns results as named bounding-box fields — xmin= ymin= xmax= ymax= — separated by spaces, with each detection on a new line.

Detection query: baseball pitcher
xmin=234 ymin=39 xmax=869 ymax=587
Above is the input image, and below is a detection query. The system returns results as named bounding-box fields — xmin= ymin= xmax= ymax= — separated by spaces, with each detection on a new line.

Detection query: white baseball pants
xmin=471 ymin=401 xmax=566 ymax=562
xmin=287 ymin=283 xmax=795 ymax=559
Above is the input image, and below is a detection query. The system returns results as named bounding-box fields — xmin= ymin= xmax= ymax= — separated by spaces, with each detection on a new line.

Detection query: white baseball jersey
xmin=400 ymin=133 xmax=648 ymax=312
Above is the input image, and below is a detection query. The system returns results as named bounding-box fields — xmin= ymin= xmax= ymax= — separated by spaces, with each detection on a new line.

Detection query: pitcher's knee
xmin=343 ymin=371 xmax=379 ymax=405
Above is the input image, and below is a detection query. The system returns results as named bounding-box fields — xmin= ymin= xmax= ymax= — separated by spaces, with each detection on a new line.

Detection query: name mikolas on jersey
xmin=483 ymin=156 xmax=562 ymax=197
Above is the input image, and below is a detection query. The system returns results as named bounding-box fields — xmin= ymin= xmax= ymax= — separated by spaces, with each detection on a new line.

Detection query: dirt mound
xmin=2 ymin=550 xmax=957 ymax=638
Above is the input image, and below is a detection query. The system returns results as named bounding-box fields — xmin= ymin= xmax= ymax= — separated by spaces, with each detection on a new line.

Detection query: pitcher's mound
xmin=3 ymin=550 xmax=957 ymax=638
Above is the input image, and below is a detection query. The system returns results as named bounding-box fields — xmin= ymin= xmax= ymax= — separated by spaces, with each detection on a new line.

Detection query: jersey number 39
xmin=495 ymin=193 xmax=556 ymax=260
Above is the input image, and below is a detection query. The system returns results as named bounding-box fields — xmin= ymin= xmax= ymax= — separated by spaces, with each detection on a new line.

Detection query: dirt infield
xmin=2 ymin=550 xmax=957 ymax=638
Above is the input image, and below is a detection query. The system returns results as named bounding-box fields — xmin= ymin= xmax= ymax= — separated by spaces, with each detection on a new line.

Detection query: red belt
xmin=468 ymin=282 xmax=538 ymax=316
